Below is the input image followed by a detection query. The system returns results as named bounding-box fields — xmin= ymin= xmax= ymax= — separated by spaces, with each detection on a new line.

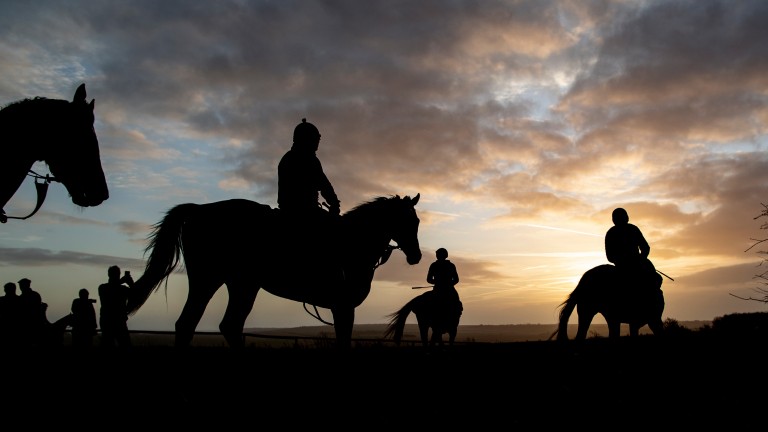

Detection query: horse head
xmin=391 ymin=193 xmax=422 ymax=265
xmin=46 ymin=84 xmax=109 ymax=208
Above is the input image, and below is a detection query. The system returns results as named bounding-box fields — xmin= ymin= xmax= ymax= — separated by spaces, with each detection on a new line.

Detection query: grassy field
xmin=1 ymin=314 xmax=765 ymax=428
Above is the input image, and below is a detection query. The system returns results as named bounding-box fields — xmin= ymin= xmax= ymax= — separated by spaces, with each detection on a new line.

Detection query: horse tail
xmin=384 ymin=298 xmax=417 ymax=345
xmin=127 ymin=203 xmax=197 ymax=315
xmin=548 ymin=279 xmax=585 ymax=341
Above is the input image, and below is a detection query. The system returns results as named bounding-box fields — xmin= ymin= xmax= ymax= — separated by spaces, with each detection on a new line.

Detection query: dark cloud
xmin=0 ymin=247 xmax=145 ymax=269
xmin=2 ymin=0 xmax=767 ymax=325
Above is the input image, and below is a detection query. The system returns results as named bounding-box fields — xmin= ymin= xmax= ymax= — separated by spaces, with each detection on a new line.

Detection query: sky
xmin=1 ymin=0 xmax=768 ymax=332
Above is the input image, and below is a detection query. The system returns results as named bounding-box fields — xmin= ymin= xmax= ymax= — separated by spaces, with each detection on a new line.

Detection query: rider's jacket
xmin=278 ymin=146 xmax=339 ymax=213
xmin=605 ymin=223 xmax=649 ymax=268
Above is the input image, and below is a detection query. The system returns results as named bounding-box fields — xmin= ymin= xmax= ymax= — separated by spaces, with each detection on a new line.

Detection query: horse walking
xmin=1 ymin=83 xmax=108 ymax=223
xmin=385 ymin=290 xmax=463 ymax=348
xmin=549 ymin=264 xmax=665 ymax=341
xmin=128 ymin=195 xmax=422 ymax=349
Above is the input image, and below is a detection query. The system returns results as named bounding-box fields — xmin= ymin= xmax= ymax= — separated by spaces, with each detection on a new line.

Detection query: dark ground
xmin=1 ymin=331 xmax=764 ymax=428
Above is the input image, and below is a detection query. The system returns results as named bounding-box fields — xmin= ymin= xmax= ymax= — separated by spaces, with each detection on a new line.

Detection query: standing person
xmin=426 ymin=248 xmax=462 ymax=316
xmin=98 ymin=265 xmax=133 ymax=348
xmin=71 ymin=288 xmax=97 ymax=348
xmin=605 ymin=208 xmax=663 ymax=292
xmin=17 ymin=278 xmax=48 ymax=345
xmin=0 ymin=282 xmax=21 ymax=345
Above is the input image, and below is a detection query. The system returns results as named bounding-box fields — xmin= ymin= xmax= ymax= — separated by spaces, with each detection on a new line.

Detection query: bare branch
xmin=736 ymin=204 xmax=768 ymax=304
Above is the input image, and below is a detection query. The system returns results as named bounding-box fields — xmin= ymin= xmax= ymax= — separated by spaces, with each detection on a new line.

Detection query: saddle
xmin=267 ymin=208 xmax=345 ymax=286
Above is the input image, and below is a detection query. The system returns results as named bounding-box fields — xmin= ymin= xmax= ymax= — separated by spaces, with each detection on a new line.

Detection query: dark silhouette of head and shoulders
xmin=605 ymin=208 xmax=650 ymax=267
xmin=604 ymin=207 xmax=663 ymax=292
xmin=71 ymin=288 xmax=98 ymax=348
xmin=278 ymin=118 xmax=340 ymax=219
xmin=0 ymin=282 xmax=22 ymax=344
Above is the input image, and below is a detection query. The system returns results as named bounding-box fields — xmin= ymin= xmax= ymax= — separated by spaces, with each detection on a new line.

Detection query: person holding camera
xmin=97 ymin=265 xmax=134 ymax=348
xmin=71 ymin=288 xmax=97 ymax=348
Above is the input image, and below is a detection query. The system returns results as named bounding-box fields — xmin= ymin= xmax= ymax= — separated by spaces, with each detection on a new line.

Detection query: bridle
xmin=1 ymin=170 xmax=59 ymax=223
xmin=303 ymin=243 xmax=402 ymax=325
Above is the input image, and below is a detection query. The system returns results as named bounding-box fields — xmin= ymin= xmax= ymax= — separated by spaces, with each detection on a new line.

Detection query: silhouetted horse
xmin=0 ymin=83 xmax=108 ymax=223
xmin=128 ymin=195 xmax=422 ymax=349
xmin=384 ymin=290 xmax=463 ymax=348
xmin=43 ymin=313 xmax=74 ymax=346
xmin=549 ymin=264 xmax=664 ymax=341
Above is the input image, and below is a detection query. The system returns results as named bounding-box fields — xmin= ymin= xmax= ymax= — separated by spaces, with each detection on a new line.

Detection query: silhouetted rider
xmin=427 ymin=248 xmax=462 ymax=318
xmin=278 ymin=118 xmax=340 ymax=218
xmin=605 ymin=208 xmax=662 ymax=292
xmin=277 ymin=119 xmax=342 ymax=281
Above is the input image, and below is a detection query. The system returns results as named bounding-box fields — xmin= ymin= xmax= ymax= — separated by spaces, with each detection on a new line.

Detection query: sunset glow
xmin=2 ymin=0 xmax=767 ymax=331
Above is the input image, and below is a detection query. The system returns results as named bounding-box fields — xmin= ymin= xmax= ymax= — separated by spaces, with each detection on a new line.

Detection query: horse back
xmin=179 ymin=199 xmax=345 ymax=304
xmin=578 ymin=263 xmax=663 ymax=325
xmin=179 ymin=199 xmax=276 ymax=261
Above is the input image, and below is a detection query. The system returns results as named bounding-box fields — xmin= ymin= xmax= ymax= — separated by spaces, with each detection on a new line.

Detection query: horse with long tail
xmin=384 ymin=290 xmax=463 ymax=348
xmin=127 ymin=194 xmax=422 ymax=349
xmin=1 ymin=83 xmax=108 ymax=223
xmin=549 ymin=264 xmax=664 ymax=341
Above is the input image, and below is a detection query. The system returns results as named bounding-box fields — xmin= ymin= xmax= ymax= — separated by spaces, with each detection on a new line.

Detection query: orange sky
xmin=2 ymin=0 xmax=768 ymax=331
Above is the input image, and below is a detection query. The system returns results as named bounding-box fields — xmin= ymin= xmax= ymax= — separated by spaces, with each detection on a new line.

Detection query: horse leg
xmin=429 ymin=326 xmax=443 ymax=347
xmin=575 ymin=309 xmax=594 ymax=341
xmin=648 ymin=318 xmax=664 ymax=337
xmin=220 ymin=281 xmax=259 ymax=349
xmin=607 ymin=320 xmax=622 ymax=339
xmin=175 ymin=276 xmax=221 ymax=348
xmin=331 ymin=307 xmax=354 ymax=350
xmin=418 ymin=319 xmax=430 ymax=348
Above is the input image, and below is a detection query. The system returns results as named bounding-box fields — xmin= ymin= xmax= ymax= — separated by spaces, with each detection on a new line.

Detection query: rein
xmin=303 ymin=243 xmax=402 ymax=326
xmin=1 ymin=170 xmax=58 ymax=223
xmin=374 ymin=244 xmax=399 ymax=269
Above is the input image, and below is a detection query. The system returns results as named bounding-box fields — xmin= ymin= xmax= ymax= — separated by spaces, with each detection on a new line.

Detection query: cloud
xmin=0 ymin=247 xmax=145 ymax=269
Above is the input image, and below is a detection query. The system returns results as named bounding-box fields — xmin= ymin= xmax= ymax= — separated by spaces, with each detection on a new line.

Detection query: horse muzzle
xmin=404 ymin=248 xmax=422 ymax=265
xmin=71 ymin=191 xmax=109 ymax=207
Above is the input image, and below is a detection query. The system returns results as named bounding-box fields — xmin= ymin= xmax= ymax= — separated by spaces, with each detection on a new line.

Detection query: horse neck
xmin=0 ymin=99 xmax=56 ymax=209
xmin=2 ymin=101 xmax=59 ymax=162
xmin=343 ymin=208 xmax=393 ymax=268
xmin=0 ymin=143 xmax=37 ymax=210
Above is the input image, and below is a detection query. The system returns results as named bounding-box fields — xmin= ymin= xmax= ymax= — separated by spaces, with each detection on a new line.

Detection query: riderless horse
xmin=127 ymin=194 xmax=422 ymax=349
xmin=0 ymin=83 xmax=108 ymax=223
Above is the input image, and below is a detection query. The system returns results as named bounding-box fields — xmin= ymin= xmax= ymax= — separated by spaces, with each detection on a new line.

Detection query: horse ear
xmin=73 ymin=83 xmax=86 ymax=103
xmin=412 ymin=193 xmax=420 ymax=206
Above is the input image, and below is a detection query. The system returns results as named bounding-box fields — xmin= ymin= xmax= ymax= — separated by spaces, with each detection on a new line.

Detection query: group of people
xmin=0 ymin=265 xmax=135 ymax=348
xmin=3 ymin=119 xmax=663 ymax=347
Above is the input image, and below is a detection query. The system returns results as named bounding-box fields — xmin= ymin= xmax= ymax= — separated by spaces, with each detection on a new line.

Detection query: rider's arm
xmin=451 ymin=262 xmax=459 ymax=285
xmin=313 ymin=157 xmax=340 ymax=212
xmin=426 ymin=263 xmax=436 ymax=284
xmin=633 ymin=225 xmax=651 ymax=258
xmin=605 ymin=231 xmax=617 ymax=264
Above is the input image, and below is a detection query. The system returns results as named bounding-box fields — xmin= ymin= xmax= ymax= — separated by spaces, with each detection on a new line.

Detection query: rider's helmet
xmin=612 ymin=208 xmax=629 ymax=225
xmin=293 ymin=118 xmax=321 ymax=148
xmin=436 ymin=248 xmax=448 ymax=260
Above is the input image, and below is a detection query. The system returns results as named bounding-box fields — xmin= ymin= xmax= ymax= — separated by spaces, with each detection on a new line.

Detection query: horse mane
xmin=1 ymin=96 xmax=50 ymax=111
xmin=345 ymin=195 xmax=395 ymax=213
xmin=343 ymin=195 xmax=408 ymax=222
xmin=0 ymin=97 xmax=64 ymax=128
